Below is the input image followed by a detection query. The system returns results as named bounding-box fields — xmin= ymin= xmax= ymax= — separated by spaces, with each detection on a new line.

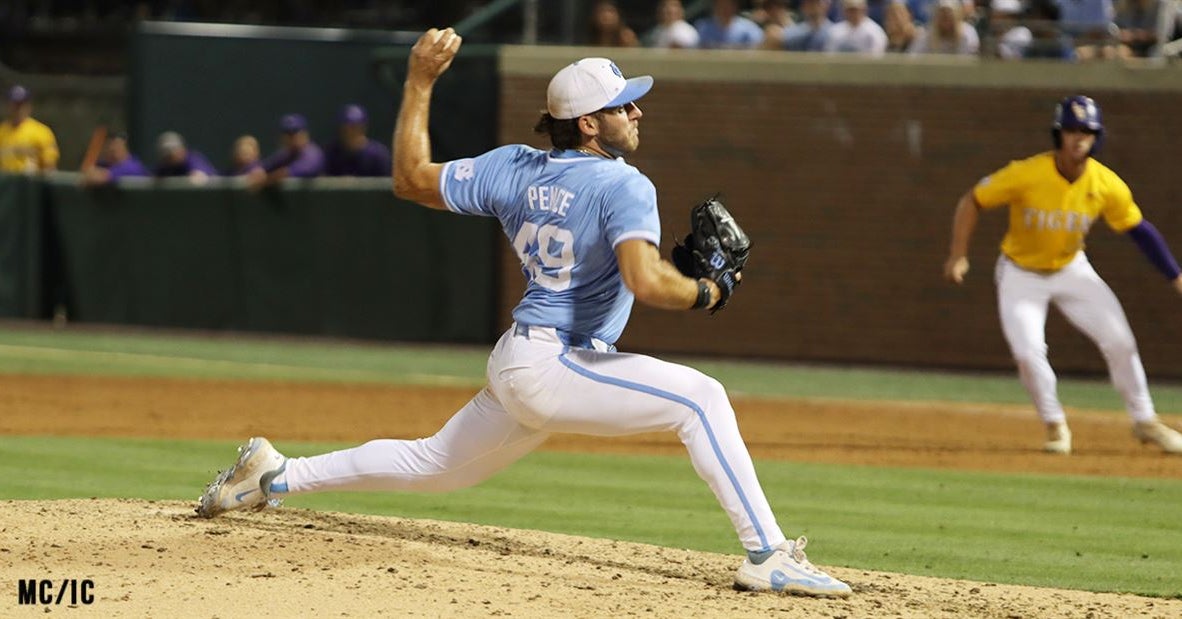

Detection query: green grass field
xmin=2 ymin=324 xmax=1181 ymax=598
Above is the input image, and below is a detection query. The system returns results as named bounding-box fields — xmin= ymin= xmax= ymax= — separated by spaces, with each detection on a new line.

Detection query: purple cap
xmin=280 ymin=113 xmax=307 ymax=133
xmin=8 ymin=85 xmax=30 ymax=103
xmin=339 ymin=104 xmax=367 ymax=125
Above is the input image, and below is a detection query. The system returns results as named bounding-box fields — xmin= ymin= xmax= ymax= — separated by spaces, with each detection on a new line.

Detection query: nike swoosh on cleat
xmin=769 ymin=568 xmax=841 ymax=592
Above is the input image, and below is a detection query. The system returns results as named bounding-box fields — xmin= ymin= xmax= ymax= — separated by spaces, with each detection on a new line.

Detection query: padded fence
xmin=0 ymin=175 xmax=498 ymax=343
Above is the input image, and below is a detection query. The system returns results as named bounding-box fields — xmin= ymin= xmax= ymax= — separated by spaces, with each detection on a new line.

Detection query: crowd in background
xmin=0 ymin=0 xmax=1178 ymax=74
xmin=1 ymin=1 xmax=1178 ymax=180
xmin=604 ymin=0 xmax=1179 ymax=60
xmin=0 ymin=83 xmax=391 ymax=188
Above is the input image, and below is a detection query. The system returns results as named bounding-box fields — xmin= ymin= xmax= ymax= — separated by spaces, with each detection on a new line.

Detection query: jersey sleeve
xmin=1101 ymin=173 xmax=1143 ymax=232
xmin=971 ymin=160 xmax=1023 ymax=209
xmin=603 ymin=173 xmax=660 ymax=248
xmin=440 ymin=145 xmax=530 ymax=217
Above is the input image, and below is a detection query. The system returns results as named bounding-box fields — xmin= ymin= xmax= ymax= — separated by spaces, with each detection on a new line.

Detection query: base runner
xmin=944 ymin=95 xmax=1182 ymax=455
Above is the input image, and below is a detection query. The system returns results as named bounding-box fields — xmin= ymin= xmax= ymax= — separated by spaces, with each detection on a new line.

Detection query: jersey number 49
xmin=512 ymin=222 xmax=575 ymax=291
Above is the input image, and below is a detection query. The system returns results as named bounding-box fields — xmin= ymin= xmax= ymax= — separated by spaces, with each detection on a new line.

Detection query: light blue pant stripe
xmin=558 ymin=350 xmax=770 ymax=549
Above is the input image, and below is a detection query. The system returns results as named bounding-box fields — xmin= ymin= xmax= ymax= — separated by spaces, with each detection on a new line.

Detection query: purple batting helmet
xmin=1051 ymin=95 xmax=1104 ymax=154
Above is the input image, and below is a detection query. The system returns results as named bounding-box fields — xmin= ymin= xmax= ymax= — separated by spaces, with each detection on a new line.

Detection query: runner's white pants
xmin=284 ymin=323 xmax=786 ymax=552
xmin=995 ymin=253 xmax=1156 ymax=424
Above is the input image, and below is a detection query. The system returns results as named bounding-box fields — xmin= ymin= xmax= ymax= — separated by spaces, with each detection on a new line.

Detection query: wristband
xmin=692 ymin=279 xmax=712 ymax=310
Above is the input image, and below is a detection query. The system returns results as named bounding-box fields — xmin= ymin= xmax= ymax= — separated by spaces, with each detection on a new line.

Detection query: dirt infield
xmin=3 ymin=374 xmax=1182 ymax=617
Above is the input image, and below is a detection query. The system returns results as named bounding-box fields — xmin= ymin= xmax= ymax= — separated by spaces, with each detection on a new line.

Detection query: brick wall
xmin=495 ymin=52 xmax=1182 ymax=377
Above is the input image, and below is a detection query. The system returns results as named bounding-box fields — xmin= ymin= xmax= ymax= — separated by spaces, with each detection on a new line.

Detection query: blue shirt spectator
xmin=907 ymin=0 xmax=935 ymax=24
xmin=1115 ymin=0 xmax=1162 ymax=57
xmin=1058 ymin=0 xmax=1115 ymax=34
xmin=782 ymin=0 xmax=835 ymax=50
xmin=695 ymin=0 xmax=765 ymax=48
xmin=154 ymin=131 xmax=217 ymax=179
xmin=325 ymin=104 xmax=391 ymax=177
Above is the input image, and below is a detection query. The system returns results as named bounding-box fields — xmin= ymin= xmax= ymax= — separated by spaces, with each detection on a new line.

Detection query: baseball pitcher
xmin=944 ymin=95 xmax=1182 ymax=455
xmin=196 ymin=28 xmax=851 ymax=598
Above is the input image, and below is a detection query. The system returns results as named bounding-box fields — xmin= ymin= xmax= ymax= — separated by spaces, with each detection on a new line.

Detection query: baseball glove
xmin=671 ymin=196 xmax=751 ymax=313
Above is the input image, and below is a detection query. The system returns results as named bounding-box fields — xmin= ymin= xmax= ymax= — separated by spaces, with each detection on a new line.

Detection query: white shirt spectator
xmin=650 ymin=20 xmax=701 ymax=48
xmin=910 ymin=0 xmax=980 ymax=54
xmin=997 ymin=25 xmax=1034 ymax=58
xmin=647 ymin=0 xmax=701 ymax=48
xmin=910 ymin=21 xmax=980 ymax=53
xmin=824 ymin=6 xmax=889 ymax=55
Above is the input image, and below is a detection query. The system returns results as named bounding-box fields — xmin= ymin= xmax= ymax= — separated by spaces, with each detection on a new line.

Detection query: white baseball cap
xmin=546 ymin=58 xmax=653 ymax=120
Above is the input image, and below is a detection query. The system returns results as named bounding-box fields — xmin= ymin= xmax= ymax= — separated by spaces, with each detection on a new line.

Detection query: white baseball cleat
xmin=196 ymin=437 xmax=287 ymax=518
xmin=734 ymin=537 xmax=852 ymax=598
xmin=1132 ymin=420 xmax=1182 ymax=454
xmin=1043 ymin=422 xmax=1072 ymax=455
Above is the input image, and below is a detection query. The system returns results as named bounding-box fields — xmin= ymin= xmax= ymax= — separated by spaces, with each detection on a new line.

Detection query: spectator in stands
xmin=1059 ymin=0 xmax=1119 ymax=59
xmin=866 ymin=0 xmax=893 ymax=26
xmin=587 ymin=0 xmax=640 ymax=47
xmin=225 ymin=134 xmax=262 ymax=176
xmin=824 ymin=0 xmax=889 ymax=54
xmin=884 ymin=1 xmax=920 ymax=52
xmin=81 ymin=132 xmax=148 ymax=186
xmin=247 ymin=113 xmax=325 ymax=190
xmin=695 ymin=0 xmax=766 ymax=48
xmin=325 ymin=104 xmax=391 ymax=177
xmin=747 ymin=0 xmax=794 ymax=28
xmin=907 ymin=0 xmax=935 ymax=25
xmin=826 ymin=0 xmax=892 ymax=27
xmin=154 ymin=130 xmax=216 ymax=180
xmin=1114 ymin=0 xmax=1161 ymax=57
xmin=647 ymin=0 xmax=701 ymax=48
xmin=910 ymin=0 xmax=981 ymax=53
xmin=0 ymin=85 xmax=59 ymax=174
xmin=989 ymin=0 xmax=1035 ymax=59
xmin=766 ymin=0 xmax=834 ymax=51
xmin=1023 ymin=0 xmax=1077 ymax=59
xmin=745 ymin=0 xmax=774 ymax=25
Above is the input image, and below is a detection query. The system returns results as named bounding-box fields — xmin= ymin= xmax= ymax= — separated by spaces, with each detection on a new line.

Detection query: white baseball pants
xmin=995 ymin=253 xmax=1156 ymax=424
xmin=283 ymin=324 xmax=786 ymax=552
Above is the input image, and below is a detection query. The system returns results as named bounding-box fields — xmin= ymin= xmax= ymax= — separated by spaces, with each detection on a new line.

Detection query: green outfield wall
xmin=0 ymin=174 xmax=45 ymax=319
xmin=0 ymin=175 xmax=498 ymax=343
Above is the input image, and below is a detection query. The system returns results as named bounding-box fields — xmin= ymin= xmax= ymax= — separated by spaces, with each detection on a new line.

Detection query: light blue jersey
xmin=440 ymin=145 xmax=660 ymax=344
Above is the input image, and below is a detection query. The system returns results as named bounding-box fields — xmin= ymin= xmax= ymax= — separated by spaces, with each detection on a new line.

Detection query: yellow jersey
xmin=972 ymin=152 xmax=1142 ymax=272
xmin=0 ymin=117 xmax=60 ymax=172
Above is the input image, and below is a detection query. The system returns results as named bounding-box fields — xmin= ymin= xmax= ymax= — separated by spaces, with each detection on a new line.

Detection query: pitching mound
xmin=4 ymin=499 xmax=1180 ymax=618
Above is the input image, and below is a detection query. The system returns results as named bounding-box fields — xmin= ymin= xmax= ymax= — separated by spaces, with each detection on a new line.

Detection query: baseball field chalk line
xmin=0 ymin=344 xmax=479 ymax=386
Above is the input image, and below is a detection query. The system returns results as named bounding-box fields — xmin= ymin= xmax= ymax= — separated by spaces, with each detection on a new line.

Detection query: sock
xmin=263 ymin=460 xmax=289 ymax=495
xmin=747 ymin=547 xmax=777 ymax=565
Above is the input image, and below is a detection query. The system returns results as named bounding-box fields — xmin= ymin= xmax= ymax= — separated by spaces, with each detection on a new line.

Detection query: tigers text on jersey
xmin=439 ymin=145 xmax=660 ymax=344
xmin=972 ymin=152 xmax=1142 ymax=272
